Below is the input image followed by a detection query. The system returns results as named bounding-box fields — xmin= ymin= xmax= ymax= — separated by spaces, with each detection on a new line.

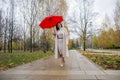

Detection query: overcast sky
xmin=66 ymin=0 xmax=117 ymax=39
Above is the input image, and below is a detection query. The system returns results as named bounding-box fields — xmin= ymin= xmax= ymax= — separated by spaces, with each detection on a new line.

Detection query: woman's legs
xmin=62 ymin=56 xmax=65 ymax=63
xmin=58 ymin=49 xmax=65 ymax=67
xmin=59 ymin=54 xmax=65 ymax=67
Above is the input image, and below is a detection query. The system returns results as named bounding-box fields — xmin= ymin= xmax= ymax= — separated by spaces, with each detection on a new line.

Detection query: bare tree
xmin=68 ymin=0 xmax=96 ymax=51
xmin=4 ymin=0 xmax=15 ymax=53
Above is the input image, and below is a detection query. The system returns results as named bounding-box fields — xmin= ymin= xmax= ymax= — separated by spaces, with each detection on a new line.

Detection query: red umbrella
xmin=39 ymin=15 xmax=63 ymax=29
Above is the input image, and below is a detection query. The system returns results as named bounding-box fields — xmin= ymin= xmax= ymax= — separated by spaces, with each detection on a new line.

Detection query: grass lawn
xmin=79 ymin=50 xmax=120 ymax=70
xmin=0 ymin=51 xmax=53 ymax=71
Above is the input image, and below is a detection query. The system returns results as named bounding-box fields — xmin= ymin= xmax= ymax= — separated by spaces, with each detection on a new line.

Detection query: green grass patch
xmin=79 ymin=51 xmax=120 ymax=70
xmin=0 ymin=51 xmax=53 ymax=71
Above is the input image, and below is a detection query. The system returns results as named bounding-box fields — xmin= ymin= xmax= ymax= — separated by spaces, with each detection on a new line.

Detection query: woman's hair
xmin=56 ymin=23 xmax=63 ymax=31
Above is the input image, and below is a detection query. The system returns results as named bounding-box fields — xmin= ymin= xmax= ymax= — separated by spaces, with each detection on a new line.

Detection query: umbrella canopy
xmin=39 ymin=15 xmax=63 ymax=29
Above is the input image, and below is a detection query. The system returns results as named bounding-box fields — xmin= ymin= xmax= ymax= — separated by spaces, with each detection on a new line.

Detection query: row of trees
xmin=0 ymin=0 xmax=67 ymax=53
xmin=92 ymin=0 xmax=120 ymax=49
xmin=92 ymin=28 xmax=120 ymax=49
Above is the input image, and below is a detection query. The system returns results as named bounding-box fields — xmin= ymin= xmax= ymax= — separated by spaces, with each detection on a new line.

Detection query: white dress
xmin=57 ymin=29 xmax=64 ymax=57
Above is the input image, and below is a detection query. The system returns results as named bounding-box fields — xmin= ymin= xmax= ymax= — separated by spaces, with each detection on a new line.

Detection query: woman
xmin=54 ymin=22 xmax=69 ymax=67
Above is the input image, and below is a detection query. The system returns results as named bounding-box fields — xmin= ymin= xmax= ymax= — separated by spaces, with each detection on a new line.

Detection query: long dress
xmin=57 ymin=29 xmax=64 ymax=57
xmin=54 ymin=27 xmax=69 ymax=59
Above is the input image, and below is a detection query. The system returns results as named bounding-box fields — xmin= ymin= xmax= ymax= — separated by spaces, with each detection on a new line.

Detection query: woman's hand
xmin=53 ymin=31 xmax=57 ymax=36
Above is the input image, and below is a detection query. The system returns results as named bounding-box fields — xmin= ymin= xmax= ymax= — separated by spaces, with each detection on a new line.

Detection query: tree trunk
xmin=33 ymin=28 xmax=35 ymax=52
xmin=4 ymin=32 xmax=6 ymax=53
xmin=10 ymin=32 xmax=13 ymax=53
xmin=23 ymin=33 xmax=26 ymax=51
xmin=8 ymin=40 xmax=10 ymax=53
xmin=30 ymin=25 xmax=32 ymax=52
xmin=10 ymin=0 xmax=14 ymax=53
xmin=83 ymin=40 xmax=86 ymax=51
